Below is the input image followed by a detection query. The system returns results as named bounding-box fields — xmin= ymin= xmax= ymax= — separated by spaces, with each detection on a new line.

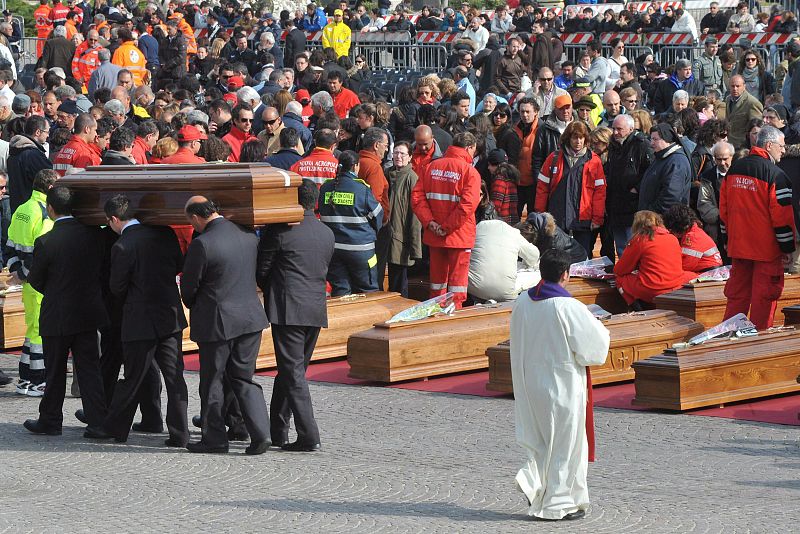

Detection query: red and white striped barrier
xmin=561 ymin=33 xmax=595 ymax=45
xmin=599 ymin=32 xmax=644 ymax=45
xmin=627 ymin=2 xmax=683 ymax=13
xmin=713 ymin=32 xmax=793 ymax=46
xmin=647 ymin=32 xmax=695 ymax=45
xmin=416 ymin=31 xmax=460 ymax=44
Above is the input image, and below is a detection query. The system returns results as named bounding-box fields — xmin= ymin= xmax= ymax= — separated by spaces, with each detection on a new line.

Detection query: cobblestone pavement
xmin=0 ymin=353 xmax=798 ymax=534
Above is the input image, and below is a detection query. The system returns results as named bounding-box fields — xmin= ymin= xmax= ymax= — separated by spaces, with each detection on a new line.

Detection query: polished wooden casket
xmin=485 ymin=310 xmax=704 ymax=393
xmin=255 ymin=292 xmax=417 ymax=369
xmin=58 ymin=163 xmax=304 ymax=226
xmin=347 ymin=302 xmax=513 ymax=382
xmin=782 ymin=304 xmax=800 ymax=326
xmin=632 ymin=329 xmax=800 ymax=411
xmin=566 ymin=277 xmax=627 ymax=314
xmin=653 ymin=274 xmax=800 ymax=328
xmin=0 ymin=273 xmax=25 ymax=350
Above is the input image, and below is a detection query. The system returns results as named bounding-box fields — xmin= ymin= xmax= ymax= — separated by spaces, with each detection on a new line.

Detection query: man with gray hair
xmin=309 ymin=90 xmax=334 ymax=131
xmin=236 ymin=86 xmax=263 ymax=131
xmin=720 ymin=125 xmax=793 ymax=330
xmin=88 ymin=48 xmax=122 ymax=99
xmin=697 ymin=140 xmax=734 ymax=246
xmin=104 ymin=99 xmax=127 ymax=127
xmin=650 ymin=58 xmax=703 ymax=115
xmin=283 ymin=100 xmax=312 ymax=149
xmin=37 ymin=25 xmax=75 ymax=73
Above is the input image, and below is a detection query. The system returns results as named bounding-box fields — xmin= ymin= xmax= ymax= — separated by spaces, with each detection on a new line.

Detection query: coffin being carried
xmin=58 ymin=163 xmax=304 ymax=226
xmin=0 ymin=272 xmax=24 ymax=350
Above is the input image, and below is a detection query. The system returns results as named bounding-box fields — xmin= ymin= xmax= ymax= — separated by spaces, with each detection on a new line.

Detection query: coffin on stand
xmin=566 ymin=277 xmax=627 ymax=314
xmin=653 ymin=274 xmax=800 ymax=328
xmin=256 ymin=292 xmax=417 ymax=369
xmin=485 ymin=310 xmax=704 ymax=393
xmin=347 ymin=302 xmax=513 ymax=382
xmin=58 ymin=163 xmax=304 ymax=226
xmin=632 ymin=329 xmax=800 ymax=411
xmin=0 ymin=273 xmax=24 ymax=350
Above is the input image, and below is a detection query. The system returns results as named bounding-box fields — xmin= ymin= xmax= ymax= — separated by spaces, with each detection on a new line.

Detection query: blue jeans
xmin=611 ymin=226 xmax=632 ymax=259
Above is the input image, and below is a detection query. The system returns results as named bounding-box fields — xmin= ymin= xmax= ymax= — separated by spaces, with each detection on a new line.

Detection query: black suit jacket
xmin=110 ymin=223 xmax=188 ymax=342
xmin=256 ymin=211 xmax=335 ymax=328
xmin=28 ymin=217 xmax=110 ymax=336
xmin=181 ymin=217 xmax=267 ymax=342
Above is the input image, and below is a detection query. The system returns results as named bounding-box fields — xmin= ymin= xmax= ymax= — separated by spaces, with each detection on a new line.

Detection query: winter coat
xmin=7 ymin=135 xmax=52 ymax=213
xmin=386 ymin=164 xmax=422 ymax=266
xmin=605 ymin=132 xmax=655 ymax=227
xmin=638 ymin=143 xmax=692 ymax=214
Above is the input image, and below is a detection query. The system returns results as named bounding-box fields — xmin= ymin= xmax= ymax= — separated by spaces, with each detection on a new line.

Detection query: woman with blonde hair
xmin=416 ymin=76 xmax=441 ymax=106
xmin=150 ymin=137 xmax=179 ymax=163
xmin=273 ymin=90 xmax=292 ymax=116
xmin=210 ymin=37 xmax=227 ymax=59
xmin=613 ymin=210 xmax=694 ymax=307
xmin=438 ymin=78 xmax=457 ymax=105
xmin=588 ymin=127 xmax=612 ymax=164
xmin=630 ymin=109 xmax=652 ymax=135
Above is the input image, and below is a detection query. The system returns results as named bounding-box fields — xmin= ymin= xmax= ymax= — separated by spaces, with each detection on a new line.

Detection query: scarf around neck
xmin=741 ymin=66 xmax=760 ymax=95
xmin=528 ymin=280 xmax=572 ymax=301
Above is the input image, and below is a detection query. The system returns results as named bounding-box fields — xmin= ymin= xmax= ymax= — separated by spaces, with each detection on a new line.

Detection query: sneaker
xmin=15 ymin=380 xmax=30 ymax=395
xmin=26 ymin=382 xmax=46 ymax=397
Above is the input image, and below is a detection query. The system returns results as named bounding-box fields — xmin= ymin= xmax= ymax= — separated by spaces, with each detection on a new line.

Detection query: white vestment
xmin=510 ymin=292 xmax=610 ymax=519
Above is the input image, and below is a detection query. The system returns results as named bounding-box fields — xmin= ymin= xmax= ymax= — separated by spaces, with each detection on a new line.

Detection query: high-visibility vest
xmin=112 ymin=41 xmax=147 ymax=86
xmin=51 ymin=2 xmax=70 ymax=25
xmin=34 ymin=5 xmax=53 ymax=37
xmin=72 ymin=42 xmax=101 ymax=89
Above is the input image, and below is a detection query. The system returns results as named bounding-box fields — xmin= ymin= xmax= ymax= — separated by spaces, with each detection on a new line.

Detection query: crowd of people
xmin=0 ymin=0 xmax=796 ymax=523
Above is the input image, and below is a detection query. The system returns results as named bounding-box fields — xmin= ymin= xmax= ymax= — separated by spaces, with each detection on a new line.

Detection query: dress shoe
xmin=83 ymin=426 xmax=115 ymax=440
xmin=0 ymin=370 xmax=12 ymax=386
xmin=74 ymin=409 xmax=88 ymax=424
xmin=132 ymin=422 xmax=164 ymax=433
xmin=563 ymin=509 xmax=586 ymax=521
xmin=186 ymin=441 xmax=229 ymax=454
xmin=23 ymin=419 xmax=61 ymax=436
xmin=227 ymin=428 xmax=250 ymax=442
xmin=281 ymin=441 xmax=321 ymax=452
xmin=245 ymin=440 xmax=271 ymax=455
xmin=191 ymin=415 xmax=202 ymax=428
xmin=164 ymin=437 xmax=187 ymax=448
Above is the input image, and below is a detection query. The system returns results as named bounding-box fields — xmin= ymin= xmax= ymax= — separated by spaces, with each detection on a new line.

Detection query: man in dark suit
xmin=180 ymin=196 xmax=270 ymax=455
xmin=257 ymin=180 xmax=335 ymax=451
xmin=100 ymin=194 xmax=190 ymax=446
xmin=23 ymin=186 xmax=110 ymax=437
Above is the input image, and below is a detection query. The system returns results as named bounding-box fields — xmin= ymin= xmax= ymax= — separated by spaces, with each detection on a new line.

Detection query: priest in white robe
xmin=510 ymin=249 xmax=610 ymax=521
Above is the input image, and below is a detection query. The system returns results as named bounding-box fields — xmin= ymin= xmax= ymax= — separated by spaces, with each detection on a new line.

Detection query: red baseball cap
xmin=226 ymin=75 xmax=245 ymax=90
xmin=176 ymin=125 xmax=207 ymax=142
xmin=295 ymin=89 xmax=311 ymax=104
xmin=222 ymin=93 xmax=238 ymax=106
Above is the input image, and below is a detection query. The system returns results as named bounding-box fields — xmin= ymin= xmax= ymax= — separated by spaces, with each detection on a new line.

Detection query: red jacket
xmin=290 ymin=147 xmax=338 ymax=187
xmin=357 ymin=149 xmax=390 ymax=223
xmin=514 ymin=121 xmax=538 ymax=186
xmin=331 ymin=87 xmax=361 ymax=119
xmin=534 ymin=148 xmax=606 ymax=227
xmin=679 ymin=223 xmax=722 ymax=273
xmin=720 ymin=146 xmax=796 ymax=262
xmin=411 ymin=144 xmax=437 ymax=178
xmin=51 ymin=2 xmax=69 ymax=25
xmin=161 ymin=147 xmax=205 ymax=164
xmin=222 ymin=127 xmax=254 ymax=162
xmin=411 ymin=145 xmax=481 ymax=248
xmin=614 ymin=227 xmax=691 ymax=292
xmin=131 ymin=137 xmax=151 ymax=165
xmin=53 ymin=135 xmax=101 ymax=176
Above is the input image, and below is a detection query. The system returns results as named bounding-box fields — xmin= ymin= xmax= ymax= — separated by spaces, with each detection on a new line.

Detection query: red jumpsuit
xmin=613 ymin=227 xmax=695 ymax=305
xmin=160 ymin=147 xmax=205 ymax=164
xmin=34 ymin=4 xmax=53 ymax=57
xmin=53 ymin=135 xmax=101 ymax=176
xmin=720 ymin=146 xmax=796 ymax=329
xmin=290 ymin=147 xmax=338 ymax=187
xmin=411 ymin=145 xmax=481 ymax=308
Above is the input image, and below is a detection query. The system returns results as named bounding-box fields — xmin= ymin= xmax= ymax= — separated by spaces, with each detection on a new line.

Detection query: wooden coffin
xmin=0 ymin=290 xmax=25 ymax=350
xmin=485 ymin=310 xmax=704 ymax=393
xmin=653 ymin=274 xmax=800 ymax=328
xmin=58 ymin=163 xmax=304 ymax=226
xmin=632 ymin=329 xmax=800 ymax=411
xmin=255 ymin=292 xmax=417 ymax=369
xmin=347 ymin=302 xmax=513 ymax=382
xmin=782 ymin=304 xmax=800 ymax=326
xmin=566 ymin=277 xmax=627 ymax=314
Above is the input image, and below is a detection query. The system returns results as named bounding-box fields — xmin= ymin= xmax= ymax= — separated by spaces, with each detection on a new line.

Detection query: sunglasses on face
xmin=265 ymin=118 xmax=279 ymax=125
xmin=539 ymin=77 xmax=553 ymax=82
xmin=238 ymin=117 xmax=253 ymax=123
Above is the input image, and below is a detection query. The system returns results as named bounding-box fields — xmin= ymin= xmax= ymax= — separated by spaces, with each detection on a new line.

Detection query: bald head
xmin=111 ymin=86 xmax=130 ymax=109
xmin=414 ymin=125 xmax=433 ymax=154
xmin=87 ymin=29 xmax=99 ymax=42
xmin=185 ymin=195 xmax=220 ymax=232
xmin=263 ymin=106 xmax=279 ymax=121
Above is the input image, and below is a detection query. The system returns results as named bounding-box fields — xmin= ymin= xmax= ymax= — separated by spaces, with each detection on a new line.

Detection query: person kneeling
xmin=614 ymin=210 xmax=695 ymax=308
xmin=662 ymin=204 xmax=723 ymax=276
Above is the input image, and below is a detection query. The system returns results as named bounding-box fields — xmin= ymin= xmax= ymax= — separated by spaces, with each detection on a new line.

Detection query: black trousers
xmin=270 ymin=324 xmax=321 ymax=445
xmin=104 ymin=333 xmax=189 ymax=444
xmin=388 ymin=263 xmax=409 ymax=297
xmin=39 ymin=331 xmax=107 ymax=429
xmin=100 ymin=323 xmax=162 ymax=427
xmin=375 ymin=225 xmax=392 ymax=291
xmin=517 ymin=184 xmax=536 ymax=218
xmin=198 ymin=331 xmax=269 ymax=447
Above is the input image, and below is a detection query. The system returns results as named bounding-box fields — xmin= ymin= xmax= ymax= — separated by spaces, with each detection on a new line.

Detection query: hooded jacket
xmin=638 ymin=143 xmax=692 ymax=214
xmin=7 ymin=135 xmax=53 ymax=213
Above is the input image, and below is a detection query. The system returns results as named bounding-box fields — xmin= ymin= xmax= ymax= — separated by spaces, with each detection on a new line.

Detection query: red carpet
xmin=182 ymin=355 xmax=800 ymax=426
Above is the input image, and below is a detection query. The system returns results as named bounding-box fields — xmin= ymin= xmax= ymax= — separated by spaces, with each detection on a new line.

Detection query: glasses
xmin=392 ymin=151 xmax=409 ymax=156
xmin=745 ymin=57 xmax=758 ymax=62
xmin=265 ymin=118 xmax=279 ymax=125
xmin=238 ymin=117 xmax=253 ymax=123
xmin=539 ymin=77 xmax=553 ymax=82
xmin=625 ymin=99 xmax=638 ymax=104
xmin=355 ymin=59 xmax=364 ymax=64
xmin=492 ymin=112 xmax=507 ymax=119
xmin=615 ymin=45 xmax=624 ymax=50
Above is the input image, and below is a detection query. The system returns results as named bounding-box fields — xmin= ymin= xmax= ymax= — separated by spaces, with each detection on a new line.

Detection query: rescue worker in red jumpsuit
xmin=411 ymin=132 xmax=481 ymax=309
xmin=720 ymin=125 xmax=795 ymax=330
xmin=662 ymin=204 xmax=722 ymax=275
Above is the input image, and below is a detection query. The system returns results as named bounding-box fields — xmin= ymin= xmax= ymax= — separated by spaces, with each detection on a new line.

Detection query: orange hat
xmin=176 ymin=125 xmax=207 ymax=142
xmin=222 ymin=93 xmax=238 ymax=106
xmin=554 ymin=94 xmax=573 ymax=109
xmin=295 ymin=88 xmax=311 ymax=104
